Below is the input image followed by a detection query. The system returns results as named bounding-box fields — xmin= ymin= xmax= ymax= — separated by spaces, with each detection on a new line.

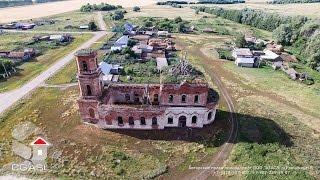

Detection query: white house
xmin=260 ymin=49 xmax=282 ymax=62
xmin=232 ymin=48 xmax=255 ymax=68
xmin=157 ymin=31 xmax=170 ymax=37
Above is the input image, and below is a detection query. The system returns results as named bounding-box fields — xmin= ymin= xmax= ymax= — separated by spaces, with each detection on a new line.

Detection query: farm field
xmin=31 ymin=11 xmax=98 ymax=32
xmin=0 ymin=0 xmax=157 ymax=23
xmin=0 ymin=33 xmax=93 ymax=92
xmin=126 ymin=5 xmax=203 ymax=20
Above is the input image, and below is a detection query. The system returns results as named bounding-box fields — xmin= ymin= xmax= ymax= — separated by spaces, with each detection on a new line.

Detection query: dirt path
xmin=173 ymin=39 xmax=239 ymax=180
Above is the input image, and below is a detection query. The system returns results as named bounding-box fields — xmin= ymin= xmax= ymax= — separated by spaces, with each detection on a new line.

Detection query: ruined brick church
xmin=75 ymin=49 xmax=217 ymax=129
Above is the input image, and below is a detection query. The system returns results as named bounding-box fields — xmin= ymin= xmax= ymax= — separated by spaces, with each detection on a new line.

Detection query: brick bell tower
xmin=75 ymin=49 xmax=102 ymax=123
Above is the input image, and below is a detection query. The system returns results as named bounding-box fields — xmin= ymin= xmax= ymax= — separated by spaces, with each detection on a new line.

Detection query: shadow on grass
xmin=108 ymin=110 xmax=293 ymax=148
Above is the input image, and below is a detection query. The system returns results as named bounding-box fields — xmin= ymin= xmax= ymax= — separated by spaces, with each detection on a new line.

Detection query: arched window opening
xmin=153 ymin=94 xmax=159 ymax=103
xmin=181 ymin=95 xmax=187 ymax=103
xmin=194 ymin=95 xmax=199 ymax=103
xmin=178 ymin=116 xmax=187 ymax=127
xmin=192 ymin=116 xmax=197 ymax=124
xmin=129 ymin=117 xmax=134 ymax=125
xmin=86 ymin=85 xmax=92 ymax=96
xmin=82 ymin=61 xmax=88 ymax=71
xmin=140 ymin=117 xmax=146 ymax=125
xmin=118 ymin=116 xmax=124 ymax=125
xmin=208 ymin=112 xmax=212 ymax=120
xmin=167 ymin=117 xmax=173 ymax=124
xmin=168 ymin=95 xmax=173 ymax=103
xmin=125 ymin=94 xmax=130 ymax=101
xmin=152 ymin=117 xmax=157 ymax=125
xmin=134 ymin=93 xmax=139 ymax=103
xmin=88 ymin=108 xmax=95 ymax=118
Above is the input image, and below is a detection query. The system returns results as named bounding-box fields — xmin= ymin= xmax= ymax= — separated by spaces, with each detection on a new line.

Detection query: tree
xmin=177 ymin=22 xmax=186 ymax=33
xmin=88 ymin=21 xmax=98 ymax=31
xmin=308 ymin=52 xmax=320 ymax=69
xmin=133 ymin=6 xmax=140 ymax=12
xmin=128 ymin=39 xmax=138 ymax=47
xmin=111 ymin=10 xmax=124 ymax=20
xmin=235 ymin=34 xmax=246 ymax=48
xmin=174 ymin=16 xmax=183 ymax=23
xmin=144 ymin=21 xmax=153 ymax=27
xmin=273 ymin=24 xmax=293 ymax=45
xmin=195 ymin=9 xmax=200 ymax=14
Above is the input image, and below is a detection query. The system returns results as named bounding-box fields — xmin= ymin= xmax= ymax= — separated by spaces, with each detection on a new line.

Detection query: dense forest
xmin=267 ymin=0 xmax=320 ymax=4
xmin=193 ymin=6 xmax=320 ymax=70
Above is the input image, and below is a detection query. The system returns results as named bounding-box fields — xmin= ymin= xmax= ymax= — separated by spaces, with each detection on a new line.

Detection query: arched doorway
xmin=88 ymin=108 xmax=95 ymax=118
xmin=178 ymin=116 xmax=187 ymax=127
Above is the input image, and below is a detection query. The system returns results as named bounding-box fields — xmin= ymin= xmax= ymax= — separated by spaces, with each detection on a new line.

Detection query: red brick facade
xmin=75 ymin=50 xmax=218 ymax=129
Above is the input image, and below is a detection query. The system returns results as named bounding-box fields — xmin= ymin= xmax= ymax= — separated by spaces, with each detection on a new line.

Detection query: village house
xmin=49 ymin=34 xmax=72 ymax=42
xmin=202 ymin=28 xmax=215 ymax=33
xmin=111 ymin=35 xmax=129 ymax=51
xmin=232 ymin=48 xmax=255 ymax=68
xmin=123 ymin=22 xmax=137 ymax=35
xmin=260 ymin=50 xmax=283 ymax=62
xmin=3 ymin=48 xmax=36 ymax=62
xmin=99 ymin=62 xmax=122 ymax=84
xmin=79 ymin=25 xmax=89 ymax=30
xmin=157 ymin=31 xmax=170 ymax=37
xmin=1 ymin=23 xmax=17 ymax=29
xmin=75 ymin=49 xmax=217 ymax=129
xmin=15 ymin=22 xmax=36 ymax=30
xmin=266 ymin=42 xmax=284 ymax=54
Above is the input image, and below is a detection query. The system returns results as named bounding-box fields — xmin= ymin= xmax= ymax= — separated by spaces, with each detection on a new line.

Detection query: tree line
xmin=157 ymin=0 xmax=244 ymax=5
xmin=192 ymin=6 xmax=320 ymax=70
xmin=80 ymin=3 xmax=121 ymax=12
xmin=197 ymin=0 xmax=245 ymax=4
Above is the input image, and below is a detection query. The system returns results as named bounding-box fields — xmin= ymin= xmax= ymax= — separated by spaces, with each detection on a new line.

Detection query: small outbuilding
xmin=156 ymin=57 xmax=168 ymax=71
xmin=260 ymin=50 xmax=282 ymax=62
xmin=235 ymin=57 xmax=255 ymax=68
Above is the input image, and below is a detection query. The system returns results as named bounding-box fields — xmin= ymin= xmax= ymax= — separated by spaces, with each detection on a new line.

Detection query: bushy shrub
xmin=133 ymin=6 xmax=140 ymax=12
xmin=111 ymin=10 xmax=125 ymax=20
xmin=88 ymin=21 xmax=98 ymax=31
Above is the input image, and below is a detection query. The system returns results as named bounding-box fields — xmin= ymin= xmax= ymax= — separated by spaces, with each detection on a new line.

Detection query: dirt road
xmin=173 ymin=39 xmax=239 ymax=180
xmin=0 ymin=0 xmax=156 ymax=23
xmin=0 ymin=12 xmax=107 ymax=115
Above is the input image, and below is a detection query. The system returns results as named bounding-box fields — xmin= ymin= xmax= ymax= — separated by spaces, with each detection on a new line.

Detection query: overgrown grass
xmin=223 ymin=62 xmax=320 ymax=119
xmin=228 ymin=96 xmax=319 ymax=179
xmin=0 ymin=33 xmax=35 ymax=51
xmin=32 ymin=11 xmax=98 ymax=32
xmin=191 ymin=17 xmax=272 ymax=39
